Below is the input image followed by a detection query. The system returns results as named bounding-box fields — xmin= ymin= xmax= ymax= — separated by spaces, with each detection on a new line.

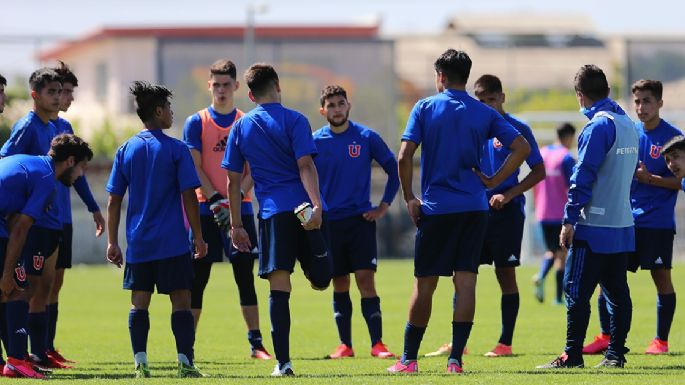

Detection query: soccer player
xmin=222 ymin=63 xmax=330 ymax=376
xmin=663 ymin=135 xmax=685 ymax=177
xmin=583 ymin=79 xmax=681 ymax=355
xmin=0 ymin=68 xmax=71 ymax=369
xmin=533 ymin=123 xmax=577 ymax=305
xmin=474 ymin=74 xmax=545 ymax=357
xmin=106 ymin=81 xmax=208 ymax=378
xmin=388 ymin=49 xmax=530 ymax=374
xmin=47 ymin=61 xmax=105 ymax=364
xmin=313 ymin=85 xmax=399 ymax=359
xmin=538 ymin=65 xmax=638 ymax=369
xmin=182 ymin=59 xmax=270 ymax=359
xmin=0 ymin=134 xmax=93 ymax=379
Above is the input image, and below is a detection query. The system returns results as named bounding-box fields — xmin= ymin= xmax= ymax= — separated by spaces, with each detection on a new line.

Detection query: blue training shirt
xmin=0 ymin=111 xmax=61 ymax=230
xmin=106 ymin=129 xmax=201 ymax=263
xmin=313 ymin=120 xmax=399 ymax=221
xmin=222 ymin=102 xmax=327 ymax=219
xmin=480 ymin=113 xmax=544 ymax=211
xmin=402 ymin=89 xmax=522 ymax=215
xmin=630 ymin=119 xmax=682 ymax=230
xmin=0 ymin=155 xmax=56 ymax=238
xmin=182 ymin=106 xmax=252 ymax=217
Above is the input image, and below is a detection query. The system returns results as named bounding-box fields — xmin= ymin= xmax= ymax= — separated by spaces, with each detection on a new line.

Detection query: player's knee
xmin=355 ymin=274 xmax=376 ymax=297
xmin=170 ymin=290 xmax=192 ymax=311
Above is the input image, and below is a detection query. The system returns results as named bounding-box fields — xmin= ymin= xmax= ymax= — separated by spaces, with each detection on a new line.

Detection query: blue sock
xmin=128 ymin=309 xmax=149 ymax=356
xmin=361 ymin=296 xmax=382 ymax=346
xmin=499 ymin=293 xmax=519 ymax=346
xmin=449 ymin=321 xmax=473 ymax=365
xmin=27 ymin=311 xmax=48 ymax=361
xmin=538 ymin=258 xmax=555 ymax=280
xmin=270 ymin=290 xmax=291 ymax=366
xmin=598 ymin=293 xmax=611 ymax=335
xmin=5 ymin=300 xmax=29 ymax=360
xmin=555 ymin=270 xmax=564 ymax=303
xmin=247 ymin=329 xmax=264 ymax=350
xmin=171 ymin=310 xmax=195 ymax=366
xmin=333 ymin=292 xmax=353 ymax=347
xmin=401 ymin=322 xmax=425 ymax=362
xmin=47 ymin=303 xmax=58 ymax=351
xmin=0 ymin=302 xmax=7 ymax=360
xmin=656 ymin=293 xmax=676 ymax=341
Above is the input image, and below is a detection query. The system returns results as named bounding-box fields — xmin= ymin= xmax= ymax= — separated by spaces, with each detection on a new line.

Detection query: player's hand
xmin=363 ymin=203 xmax=389 ymax=222
xmin=303 ymin=205 xmax=323 ymax=231
xmin=193 ymin=238 xmax=208 ymax=259
xmin=635 ymin=161 xmax=652 ymax=184
xmin=473 ymin=168 xmax=499 ymax=190
xmin=489 ymin=193 xmax=511 ymax=210
xmin=0 ymin=271 xmax=22 ymax=298
xmin=93 ymin=211 xmax=105 ymax=237
xmin=559 ymin=223 xmax=574 ymax=250
xmin=106 ymin=243 xmax=123 ymax=268
xmin=230 ymin=227 xmax=252 ymax=252
xmin=209 ymin=199 xmax=230 ymax=231
xmin=405 ymin=198 xmax=422 ymax=226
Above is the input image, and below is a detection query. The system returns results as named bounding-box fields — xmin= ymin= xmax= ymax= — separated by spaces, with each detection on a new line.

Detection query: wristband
xmin=208 ymin=192 xmax=223 ymax=205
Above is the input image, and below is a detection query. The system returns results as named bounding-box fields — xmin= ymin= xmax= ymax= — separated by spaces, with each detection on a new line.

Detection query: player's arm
xmin=491 ymin=163 xmax=546 ymax=209
xmin=106 ymin=194 xmax=124 ymax=268
xmin=190 ymin=149 xmax=223 ymax=201
xmin=635 ymin=161 xmax=682 ymax=190
xmin=182 ymin=188 xmax=207 ymax=259
xmin=240 ymin=162 xmax=254 ymax=196
xmin=0 ymin=214 xmax=33 ymax=297
xmin=398 ymin=140 xmax=421 ymax=226
xmin=476 ymin=136 xmax=531 ymax=190
xmin=227 ymin=169 xmax=251 ymax=253
xmin=364 ymin=135 xmax=400 ymax=221
xmin=73 ymin=175 xmax=104 ymax=236
xmin=297 ymin=155 xmax=323 ymax=230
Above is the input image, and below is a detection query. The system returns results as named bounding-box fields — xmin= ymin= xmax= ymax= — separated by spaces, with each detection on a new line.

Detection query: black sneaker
xmin=536 ymin=353 xmax=584 ymax=369
xmin=594 ymin=356 xmax=626 ymax=368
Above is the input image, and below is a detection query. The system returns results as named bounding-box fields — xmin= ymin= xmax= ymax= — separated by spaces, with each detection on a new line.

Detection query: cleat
xmin=533 ymin=274 xmax=544 ymax=303
xmin=30 ymin=353 xmax=73 ymax=369
xmin=271 ymin=361 xmax=294 ymax=377
xmin=327 ymin=343 xmax=354 ymax=359
xmin=3 ymin=357 xmax=46 ymax=379
xmin=484 ymin=343 xmax=513 ymax=357
xmin=645 ymin=338 xmax=669 ymax=354
xmin=371 ymin=342 xmax=395 ymax=359
xmin=582 ymin=333 xmax=610 ymax=354
xmin=536 ymin=352 xmax=584 ymax=369
xmin=424 ymin=342 xmax=468 ymax=357
xmin=178 ymin=362 xmax=208 ymax=378
xmin=251 ymin=347 xmax=273 ymax=360
xmin=594 ymin=356 xmax=626 ymax=368
xmin=135 ymin=362 xmax=151 ymax=378
xmin=387 ymin=359 xmax=418 ymax=373
xmin=47 ymin=349 xmax=76 ymax=364
xmin=446 ymin=359 xmax=463 ymax=374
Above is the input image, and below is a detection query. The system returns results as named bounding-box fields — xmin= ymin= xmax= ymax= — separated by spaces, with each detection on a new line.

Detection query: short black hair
xmin=0 ymin=74 xmax=6 ymax=86
xmin=29 ymin=67 xmax=61 ymax=92
xmin=662 ymin=135 xmax=685 ymax=157
xmin=53 ymin=60 xmax=78 ymax=87
xmin=320 ymin=85 xmax=347 ymax=107
xmin=129 ymin=81 xmax=172 ymax=122
xmin=573 ymin=65 xmax=609 ymax=101
xmin=434 ymin=49 xmax=472 ymax=85
xmin=631 ymin=79 xmax=662 ymax=101
xmin=474 ymin=74 xmax=503 ymax=94
xmin=556 ymin=122 xmax=576 ymax=140
xmin=209 ymin=59 xmax=237 ymax=79
xmin=49 ymin=134 xmax=93 ymax=163
xmin=244 ymin=63 xmax=279 ymax=98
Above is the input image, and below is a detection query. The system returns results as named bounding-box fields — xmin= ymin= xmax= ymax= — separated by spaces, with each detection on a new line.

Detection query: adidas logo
xmin=508 ymin=255 xmax=518 ymax=262
xmin=315 ymin=252 xmax=328 ymax=259
xmin=334 ymin=312 xmax=343 ymax=319
xmin=213 ymin=136 xmax=228 ymax=152
xmin=371 ymin=258 xmax=377 ymax=265
xmin=655 ymin=257 xmax=663 ymax=265
xmin=14 ymin=328 xmax=27 ymax=335
xmin=369 ymin=311 xmax=382 ymax=319
xmin=251 ymin=247 xmax=259 ymax=254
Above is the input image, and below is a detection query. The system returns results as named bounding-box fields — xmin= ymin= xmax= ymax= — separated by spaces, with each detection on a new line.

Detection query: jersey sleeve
xmin=222 ymin=124 xmax=245 ymax=173
xmin=488 ymin=112 xmax=520 ymax=148
xmin=21 ymin=177 xmax=56 ymax=221
xmin=183 ymin=114 xmax=203 ymax=152
xmin=176 ymin=144 xmax=201 ymax=192
xmin=401 ymin=101 xmax=423 ymax=145
xmin=106 ymin=147 xmax=129 ymax=197
xmin=0 ymin=122 xmax=34 ymax=157
xmin=73 ymin=175 xmax=100 ymax=212
xmin=290 ymin=114 xmax=317 ymax=160
xmin=562 ymin=153 xmax=576 ymax=186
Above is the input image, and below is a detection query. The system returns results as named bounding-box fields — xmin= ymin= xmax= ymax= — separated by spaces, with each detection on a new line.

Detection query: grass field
xmin=41 ymin=260 xmax=684 ymax=384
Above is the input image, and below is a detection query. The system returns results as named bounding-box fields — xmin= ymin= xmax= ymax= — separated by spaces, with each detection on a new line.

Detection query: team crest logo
xmin=493 ymin=138 xmax=503 ymax=149
xmin=348 ymin=143 xmax=361 ymax=158
xmin=33 ymin=255 xmax=44 ymax=270
xmin=14 ymin=266 xmax=26 ymax=282
xmin=650 ymin=144 xmax=662 ymax=159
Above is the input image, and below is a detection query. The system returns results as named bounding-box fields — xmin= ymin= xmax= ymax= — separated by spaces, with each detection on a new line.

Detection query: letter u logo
xmin=348 ymin=144 xmax=361 ymax=158
xmin=33 ymin=255 xmax=44 ymax=270
xmin=493 ymin=138 xmax=503 ymax=149
xmin=650 ymin=145 xmax=662 ymax=159
xmin=15 ymin=266 xmax=26 ymax=282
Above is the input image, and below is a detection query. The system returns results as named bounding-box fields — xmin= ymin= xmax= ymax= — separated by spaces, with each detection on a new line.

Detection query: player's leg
xmin=47 ymin=222 xmax=73 ymax=363
xmin=326 ymin=217 xmax=354 ymax=358
xmin=267 ymin=270 xmax=293 ymax=375
xmin=644 ymin=228 xmax=675 ymax=354
xmin=488 ymin=266 xmax=518 ymax=356
xmin=123 ymin=259 xmax=155 ymax=377
xmin=596 ymin=251 xmax=631 ymax=367
xmin=189 ymin=214 xmax=221 ymax=329
xmin=553 ymin=248 xmax=566 ymax=304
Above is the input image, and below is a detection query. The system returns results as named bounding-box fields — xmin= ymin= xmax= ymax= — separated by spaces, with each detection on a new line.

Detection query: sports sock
xmin=333 ymin=292 xmax=352 ymax=347
xmin=555 ymin=269 xmax=564 ymax=303
xmin=5 ymin=300 xmax=29 ymax=360
xmin=401 ymin=322 xmax=425 ymax=362
xmin=449 ymin=321 xmax=473 ymax=365
xmin=361 ymin=296 xmax=382 ymax=346
xmin=171 ymin=310 xmax=195 ymax=366
xmin=47 ymin=303 xmax=58 ymax=351
xmin=270 ymin=290 xmax=291 ymax=366
xmin=499 ymin=293 xmax=519 ymax=346
xmin=656 ymin=293 xmax=676 ymax=341
xmin=247 ymin=329 xmax=264 ymax=350
xmin=128 ymin=309 xmax=149 ymax=356
xmin=597 ymin=292 xmax=611 ymax=335
xmin=538 ymin=257 xmax=555 ymax=280
xmin=27 ymin=311 xmax=48 ymax=361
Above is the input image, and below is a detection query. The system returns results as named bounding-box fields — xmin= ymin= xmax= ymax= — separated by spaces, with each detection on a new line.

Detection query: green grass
xmin=43 ymin=260 xmax=684 ymax=384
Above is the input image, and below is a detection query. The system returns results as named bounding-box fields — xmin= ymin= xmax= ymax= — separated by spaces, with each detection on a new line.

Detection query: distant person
xmin=106 ymin=81 xmax=207 ymax=378
xmin=532 ymin=123 xmax=576 ymax=305
xmin=182 ymin=59 xmax=270 ymax=360
xmin=313 ymin=85 xmax=399 ymax=360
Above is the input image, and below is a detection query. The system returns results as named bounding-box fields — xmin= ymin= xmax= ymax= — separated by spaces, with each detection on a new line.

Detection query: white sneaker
xmin=271 ymin=361 xmax=295 ymax=376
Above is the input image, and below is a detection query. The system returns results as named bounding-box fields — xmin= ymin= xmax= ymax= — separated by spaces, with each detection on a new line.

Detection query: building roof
xmin=39 ymin=24 xmax=380 ymax=61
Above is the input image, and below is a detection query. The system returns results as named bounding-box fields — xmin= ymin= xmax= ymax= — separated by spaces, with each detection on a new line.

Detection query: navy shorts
xmin=628 ymin=227 xmax=674 ymax=272
xmin=192 ymin=214 xmax=258 ymax=264
xmin=480 ymin=202 xmax=524 ymax=268
xmin=328 ymin=215 xmax=377 ymax=277
xmin=56 ymin=223 xmax=73 ymax=269
xmin=22 ymin=226 xmax=62 ymax=276
xmin=414 ymin=210 xmax=488 ymax=276
xmin=257 ymin=211 xmax=329 ymax=279
xmin=123 ymin=253 xmax=194 ymax=294
xmin=541 ymin=222 xmax=562 ymax=253
xmin=0 ymin=238 xmax=28 ymax=290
